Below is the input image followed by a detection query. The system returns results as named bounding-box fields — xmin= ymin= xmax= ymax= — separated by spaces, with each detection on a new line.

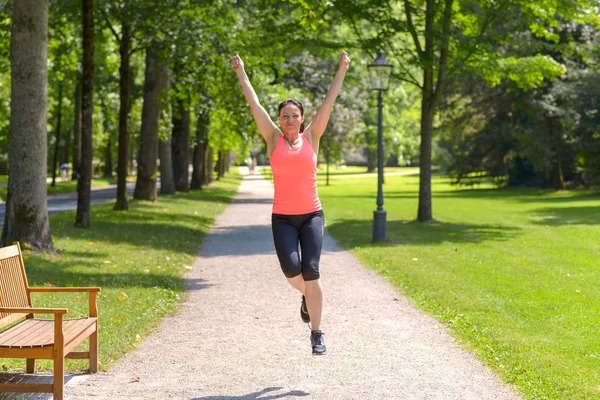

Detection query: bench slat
xmin=0 ymin=253 xmax=31 ymax=327
xmin=0 ymin=383 xmax=54 ymax=393
xmin=0 ymin=320 xmax=47 ymax=345
xmin=0 ymin=318 xmax=98 ymax=348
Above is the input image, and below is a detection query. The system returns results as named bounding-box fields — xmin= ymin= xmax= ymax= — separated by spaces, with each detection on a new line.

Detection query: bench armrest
xmin=29 ymin=287 xmax=101 ymax=293
xmin=0 ymin=307 xmax=68 ymax=315
xmin=28 ymin=287 xmax=99 ymax=318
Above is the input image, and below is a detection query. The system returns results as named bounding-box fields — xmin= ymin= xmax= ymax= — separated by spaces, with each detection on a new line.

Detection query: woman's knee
xmin=302 ymin=263 xmax=320 ymax=281
xmin=280 ymin=262 xmax=302 ymax=278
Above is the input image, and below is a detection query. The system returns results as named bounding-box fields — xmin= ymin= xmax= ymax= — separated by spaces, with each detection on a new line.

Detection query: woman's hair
xmin=278 ymin=98 xmax=305 ymax=133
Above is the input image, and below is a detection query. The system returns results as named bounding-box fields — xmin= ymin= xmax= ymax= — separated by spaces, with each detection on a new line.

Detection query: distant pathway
xmin=0 ymin=183 xmax=135 ymax=225
xmin=63 ymin=169 xmax=521 ymax=400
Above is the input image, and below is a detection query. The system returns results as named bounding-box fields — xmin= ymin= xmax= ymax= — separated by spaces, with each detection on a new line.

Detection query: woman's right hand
xmin=231 ymin=54 xmax=244 ymax=72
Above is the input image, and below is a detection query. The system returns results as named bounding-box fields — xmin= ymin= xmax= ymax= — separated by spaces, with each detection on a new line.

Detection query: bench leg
xmin=90 ymin=330 xmax=98 ymax=373
xmin=53 ymin=354 xmax=64 ymax=400
xmin=26 ymin=358 xmax=35 ymax=373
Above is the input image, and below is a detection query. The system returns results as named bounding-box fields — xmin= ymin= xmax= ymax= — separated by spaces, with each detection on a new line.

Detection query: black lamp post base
xmin=372 ymin=209 xmax=387 ymax=242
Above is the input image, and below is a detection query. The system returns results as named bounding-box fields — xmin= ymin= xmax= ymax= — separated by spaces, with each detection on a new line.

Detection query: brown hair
xmin=278 ymin=98 xmax=305 ymax=132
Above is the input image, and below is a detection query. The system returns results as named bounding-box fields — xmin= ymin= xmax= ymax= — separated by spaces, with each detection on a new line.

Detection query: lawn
xmin=317 ymin=172 xmax=600 ymax=400
xmin=0 ymin=171 xmax=241 ymax=373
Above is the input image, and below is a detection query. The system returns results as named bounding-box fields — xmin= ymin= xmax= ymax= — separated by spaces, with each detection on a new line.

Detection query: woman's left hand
xmin=339 ymin=51 xmax=350 ymax=71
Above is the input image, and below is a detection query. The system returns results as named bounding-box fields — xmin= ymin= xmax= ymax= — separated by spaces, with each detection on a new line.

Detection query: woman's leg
xmin=272 ymin=214 xmax=303 ymax=284
xmin=304 ymin=279 xmax=323 ymax=330
xmin=287 ymin=275 xmax=305 ymax=295
xmin=299 ymin=210 xmax=325 ymax=330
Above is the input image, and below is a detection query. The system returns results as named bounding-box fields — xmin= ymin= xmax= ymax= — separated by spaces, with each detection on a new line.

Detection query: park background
xmin=0 ymin=1 xmax=599 ymax=399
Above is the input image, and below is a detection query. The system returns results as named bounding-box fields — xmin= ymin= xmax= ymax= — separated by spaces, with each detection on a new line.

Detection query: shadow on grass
xmin=530 ymin=205 xmax=600 ymax=225
xmin=51 ymin=213 xmax=213 ymax=256
xmin=22 ymin=256 xmax=215 ymax=291
xmin=192 ymin=386 xmax=310 ymax=400
xmin=432 ymin=187 xmax=600 ymax=203
xmin=327 ymin=219 xmax=521 ymax=247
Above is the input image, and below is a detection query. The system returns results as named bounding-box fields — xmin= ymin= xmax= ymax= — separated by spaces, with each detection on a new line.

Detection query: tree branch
xmin=129 ymin=45 xmax=143 ymax=57
xmin=391 ymin=71 xmax=422 ymax=87
xmin=404 ymin=0 xmax=424 ymax=58
xmin=99 ymin=7 xmax=120 ymax=43
xmin=459 ymin=11 xmax=496 ymax=66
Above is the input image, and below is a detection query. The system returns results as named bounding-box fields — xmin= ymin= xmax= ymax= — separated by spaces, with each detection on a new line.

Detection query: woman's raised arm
xmin=305 ymin=51 xmax=350 ymax=140
xmin=232 ymin=54 xmax=280 ymax=143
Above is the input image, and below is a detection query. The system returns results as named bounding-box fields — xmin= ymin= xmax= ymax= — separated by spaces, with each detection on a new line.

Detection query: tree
xmin=190 ymin=106 xmax=209 ymax=190
xmin=1 ymin=0 xmax=54 ymax=252
xmin=134 ymin=43 xmax=168 ymax=201
xmin=98 ymin=0 xmax=139 ymax=210
xmin=336 ymin=0 xmax=591 ymax=220
xmin=75 ymin=0 xmax=95 ymax=228
xmin=72 ymin=77 xmax=82 ymax=180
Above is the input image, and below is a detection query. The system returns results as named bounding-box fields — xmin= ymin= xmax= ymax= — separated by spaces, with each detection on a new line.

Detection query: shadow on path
xmin=193 ymin=386 xmax=310 ymax=400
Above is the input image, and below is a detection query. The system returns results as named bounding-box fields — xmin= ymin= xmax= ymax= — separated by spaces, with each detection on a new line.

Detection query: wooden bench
xmin=0 ymin=243 xmax=100 ymax=400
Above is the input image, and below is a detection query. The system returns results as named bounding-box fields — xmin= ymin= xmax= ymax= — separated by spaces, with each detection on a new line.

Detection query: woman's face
xmin=278 ymin=104 xmax=304 ymax=135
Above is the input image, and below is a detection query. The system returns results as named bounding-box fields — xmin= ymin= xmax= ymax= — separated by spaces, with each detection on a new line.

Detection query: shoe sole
xmin=312 ymin=350 xmax=327 ymax=355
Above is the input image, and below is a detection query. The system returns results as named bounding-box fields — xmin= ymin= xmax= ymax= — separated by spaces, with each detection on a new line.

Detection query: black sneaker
xmin=310 ymin=329 xmax=326 ymax=355
xmin=300 ymin=295 xmax=310 ymax=323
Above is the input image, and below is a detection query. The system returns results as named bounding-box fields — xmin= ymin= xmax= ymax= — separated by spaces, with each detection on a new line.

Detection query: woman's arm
xmin=232 ymin=54 xmax=280 ymax=142
xmin=305 ymin=51 xmax=350 ymax=140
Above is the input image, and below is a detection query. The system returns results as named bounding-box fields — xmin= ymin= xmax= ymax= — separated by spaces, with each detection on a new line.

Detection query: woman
xmin=232 ymin=51 xmax=350 ymax=355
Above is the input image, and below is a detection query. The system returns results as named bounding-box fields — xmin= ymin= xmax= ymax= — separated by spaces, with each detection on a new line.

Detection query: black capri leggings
xmin=271 ymin=210 xmax=324 ymax=281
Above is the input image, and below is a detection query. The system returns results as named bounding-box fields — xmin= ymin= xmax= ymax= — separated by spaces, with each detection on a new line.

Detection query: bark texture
xmin=114 ymin=22 xmax=131 ymax=210
xmin=134 ymin=44 xmax=167 ymax=201
xmin=159 ymin=136 xmax=175 ymax=194
xmin=190 ymin=109 xmax=209 ymax=190
xmin=72 ymin=79 xmax=82 ymax=180
xmin=75 ymin=0 xmax=95 ymax=228
xmin=1 ymin=0 xmax=54 ymax=252
xmin=172 ymin=98 xmax=190 ymax=192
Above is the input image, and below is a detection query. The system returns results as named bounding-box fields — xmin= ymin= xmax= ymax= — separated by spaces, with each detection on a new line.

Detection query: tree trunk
xmin=63 ymin=99 xmax=71 ymax=165
xmin=100 ymin=97 xmax=113 ymax=177
xmin=72 ymin=78 xmax=82 ymax=180
xmin=416 ymin=0 xmax=435 ymax=222
xmin=203 ymin=145 xmax=214 ymax=185
xmin=1 ymin=0 xmax=54 ymax=252
xmin=190 ymin=108 xmax=208 ymax=191
xmin=417 ymin=99 xmax=434 ymax=222
xmin=159 ymin=135 xmax=175 ymax=194
xmin=190 ymin=142 xmax=206 ymax=190
xmin=75 ymin=0 xmax=94 ymax=228
xmin=103 ymin=137 xmax=112 ymax=177
xmin=172 ymin=98 xmax=190 ymax=192
xmin=51 ymin=81 xmax=64 ymax=187
xmin=216 ymin=151 xmax=224 ymax=180
xmin=545 ymin=116 xmax=565 ymax=190
xmin=134 ymin=44 xmax=167 ymax=201
xmin=114 ymin=22 xmax=131 ymax=211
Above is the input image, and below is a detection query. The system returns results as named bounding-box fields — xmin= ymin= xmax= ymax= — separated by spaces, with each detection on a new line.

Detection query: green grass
xmin=316 ymin=172 xmax=600 ymax=400
xmin=0 ymin=171 xmax=241 ymax=373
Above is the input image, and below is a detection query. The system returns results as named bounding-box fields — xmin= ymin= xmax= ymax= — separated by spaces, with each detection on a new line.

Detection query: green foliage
xmin=436 ymin=17 xmax=600 ymax=188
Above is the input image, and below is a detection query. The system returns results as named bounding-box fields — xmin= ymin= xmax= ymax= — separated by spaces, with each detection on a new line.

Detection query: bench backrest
xmin=0 ymin=243 xmax=32 ymax=329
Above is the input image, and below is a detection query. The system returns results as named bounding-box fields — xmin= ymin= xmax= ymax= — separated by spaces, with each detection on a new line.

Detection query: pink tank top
xmin=270 ymin=134 xmax=322 ymax=215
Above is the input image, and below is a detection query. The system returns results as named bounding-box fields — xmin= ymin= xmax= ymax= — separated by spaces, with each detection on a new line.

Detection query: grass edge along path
xmin=0 ymin=170 xmax=242 ymax=373
xmin=277 ymin=166 xmax=600 ymax=400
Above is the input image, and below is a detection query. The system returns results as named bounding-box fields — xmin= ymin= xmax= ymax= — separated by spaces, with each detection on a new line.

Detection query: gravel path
xmin=61 ymin=170 xmax=522 ymax=399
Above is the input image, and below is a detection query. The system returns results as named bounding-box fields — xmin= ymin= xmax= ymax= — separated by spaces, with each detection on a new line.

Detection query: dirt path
xmin=62 ymin=170 xmax=521 ymax=400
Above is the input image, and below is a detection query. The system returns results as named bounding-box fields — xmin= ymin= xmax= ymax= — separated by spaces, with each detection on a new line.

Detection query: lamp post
xmin=368 ymin=52 xmax=393 ymax=243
